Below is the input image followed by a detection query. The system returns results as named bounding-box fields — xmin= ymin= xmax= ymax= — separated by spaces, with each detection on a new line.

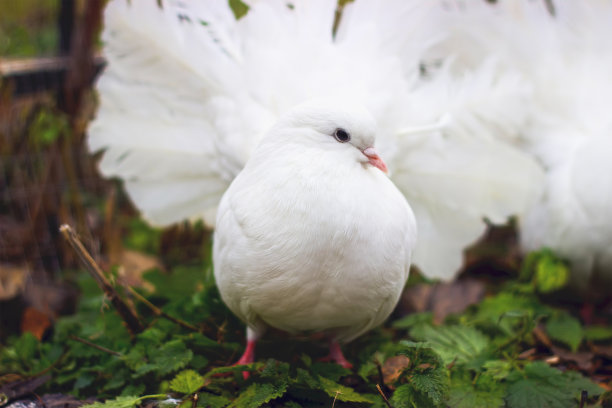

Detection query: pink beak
xmin=362 ymin=147 xmax=388 ymax=174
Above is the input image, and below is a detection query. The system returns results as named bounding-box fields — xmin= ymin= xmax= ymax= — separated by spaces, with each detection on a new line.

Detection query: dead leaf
xmin=590 ymin=343 xmax=612 ymax=359
xmin=0 ymin=264 xmax=28 ymax=300
xmin=550 ymin=346 xmax=595 ymax=372
xmin=545 ymin=356 xmax=560 ymax=364
xmin=20 ymin=307 xmax=51 ymax=340
xmin=533 ymin=324 xmax=553 ymax=348
xmin=381 ymin=355 xmax=411 ymax=386
xmin=116 ymin=249 xmax=161 ymax=292
xmin=399 ymin=279 xmax=486 ymax=324
xmin=517 ymin=348 xmax=537 ymax=360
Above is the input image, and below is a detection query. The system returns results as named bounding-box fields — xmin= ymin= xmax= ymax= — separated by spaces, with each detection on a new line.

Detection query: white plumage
xmin=89 ymin=0 xmax=543 ymax=283
xmin=213 ymin=101 xmax=416 ymax=359
xmin=431 ymin=0 xmax=612 ymax=292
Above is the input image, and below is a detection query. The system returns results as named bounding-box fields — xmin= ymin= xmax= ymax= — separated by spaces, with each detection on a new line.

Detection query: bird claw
xmin=232 ymin=339 xmax=256 ymax=380
xmin=318 ymin=355 xmax=354 ymax=369
xmin=319 ymin=340 xmax=354 ymax=369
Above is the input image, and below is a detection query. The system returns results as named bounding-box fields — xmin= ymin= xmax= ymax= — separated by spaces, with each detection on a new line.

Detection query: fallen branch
xmin=69 ymin=335 xmax=123 ymax=357
xmin=124 ymin=285 xmax=199 ymax=332
xmin=59 ymin=224 xmax=144 ymax=336
xmin=376 ymin=384 xmax=393 ymax=408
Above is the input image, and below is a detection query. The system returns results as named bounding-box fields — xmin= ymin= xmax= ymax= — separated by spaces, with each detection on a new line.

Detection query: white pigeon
xmin=213 ymin=100 xmax=416 ymax=367
xmin=429 ymin=0 xmax=612 ymax=293
xmin=89 ymin=0 xmax=544 ymax=285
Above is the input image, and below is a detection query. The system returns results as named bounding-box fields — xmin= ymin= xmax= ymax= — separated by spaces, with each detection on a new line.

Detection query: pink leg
xmin=235 ymin=339 xmax=256 ymax=365
xmin=321 ymin=339 xmax=353 ymax=369
xmin=233 ymin=326 xmax=261 ymax=379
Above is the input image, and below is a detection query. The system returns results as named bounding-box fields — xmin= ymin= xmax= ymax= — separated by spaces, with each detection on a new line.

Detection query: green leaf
xmin=144 ymin=266 xmax=206 ymax=300
xmin=534 ymin=250 xmax=570 ymax=293
xmin=228 ymin=382 xmax=287 ymax=408
xmin=151 ymin=340 xmax=194 ymax=376
xmin=309 ymin=362 xmax=350 ymax=382
xmin=317 ymin=376 xmax=373 ymax=403
xmin=83 ymin=395 xmax=164 ymax=408
xmin=584 ymin=325 xmax=612 ymax=342
xmin=410 ymin=325 xmax=489 ymax=365
xmin=562 ymin=370 xmax=604 ymax=399
xmin=410 ymin=366 xmax=449 ymax=406
xmin=197 ymin=392 xmax=230 ymax=408
xmin=390 ymin=383 xmax=438 ymax=408
xmin=393 ymin=312 xmax=433 ymax=329
xmin=228 ymin=0 xmax=249 ymax=19
xmin=205 ymin=363 xmax=264 ymax=378
xmin=28 ymin=109 xmax=69 ymax=147
xmin=73 ymin=373 xmax=95 ymax=391
xmin=506 ymin=362 xmax=603 ymax=408
xmin=482 ymin=360 xmax=513 ymax=381
xmin=507 ymin=378 xmax=569 ymax=408
xmin=84 ymin=396 xmax=143 ymax=408
xmin=190 ymin=355 xmax=210 ymax=370
xmin=14 ymin=332 xmax=40 ymax=368
xmin=471 ymin=292 xmax=550 ymax=336
xmin=170 ymin=370 xmax=205 ymax=395
xmin=448 ymin=372 xmax=505 ymax=408
xmin=545 ymin=312 xmax=583 ymax=351
xmin=124 ymin=219 xmax=161 ymax=255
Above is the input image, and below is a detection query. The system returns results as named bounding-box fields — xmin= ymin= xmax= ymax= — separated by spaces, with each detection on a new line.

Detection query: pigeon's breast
xmin=213 ymin=147 xmax=416 ymax=341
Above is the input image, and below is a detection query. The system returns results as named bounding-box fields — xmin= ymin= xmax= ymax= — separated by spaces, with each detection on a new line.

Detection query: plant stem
xmin=59 ymin=224 xmax=145 ymax=336
xmin=69 ymin=335 xmax=123 ymax=357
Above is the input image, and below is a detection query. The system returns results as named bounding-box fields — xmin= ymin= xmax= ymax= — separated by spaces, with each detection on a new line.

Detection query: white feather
xmin=90 ymin=0 xmax=543 ymax=281
xmin=431 ymin=0 xmax=612 ymax=290
xmin=213 ymin=102 xmax=416 ymax=341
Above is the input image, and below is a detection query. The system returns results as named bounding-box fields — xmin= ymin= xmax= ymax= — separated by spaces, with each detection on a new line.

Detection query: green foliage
xmin=505 ymin=362 xmax=603 ymax=408
xmin=228 ymin=0 xmax=249 ymax=20
xmin=584 ymin=325 xmax=612 ymax=342
xmin=170 ymin=370 xmax=205 ymax=395
xmin=382 ymin=341 xmax=450 ymax=408
xmin=448 ymin=371 xmax=506 ymax=408
xmin=521 ymin=249 xmax=570 ymax=293
xmin=410 ymin=325 xmax=489 ymax=365
xmin=0 ymin=0 xmax=57 ymax=57
xmin=545 ymin=312 xmax=583 ymax=351
xmin=124 ymin=219 xmax=162 ymax=255
xmin=1 ymin=241 xmax=607 ymax=407
xmin=391 ymin=383 xmax=437 ymax=408
xmin=28 ymin=108 xmax=70 ymax=147
xmin=229 ymin=382 xmax=287 ymax=408
xmin=83 ymin=395 xmax=166 ymax=408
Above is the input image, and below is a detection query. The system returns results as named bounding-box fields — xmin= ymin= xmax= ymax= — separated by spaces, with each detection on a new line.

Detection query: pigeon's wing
xmin=88 ymin=0 xmax=263 ymax=226
xmin=92 ymin=0 xmax=545 ymax=282
xmin=89 ymin=0 xmax=344 ymax=226
xmin=437 ymin=0 xmax=612 ymax=285
xmin=336 ymin=3 xmax=544 ymax=280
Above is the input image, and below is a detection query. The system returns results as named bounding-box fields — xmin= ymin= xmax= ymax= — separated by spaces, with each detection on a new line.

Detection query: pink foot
xmin=234 ymin=339 xmax=256 ymax=379
xmin=320 ymin=340 xmax=353 ymax=369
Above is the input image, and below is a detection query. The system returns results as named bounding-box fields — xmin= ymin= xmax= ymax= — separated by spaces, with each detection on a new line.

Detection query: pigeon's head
xmin=273 ymin=100 xmax=388 ymax=173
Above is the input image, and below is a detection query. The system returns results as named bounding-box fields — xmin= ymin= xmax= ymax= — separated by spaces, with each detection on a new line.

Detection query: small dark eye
xmin=334 ymin=128 xmax=351 ymax=143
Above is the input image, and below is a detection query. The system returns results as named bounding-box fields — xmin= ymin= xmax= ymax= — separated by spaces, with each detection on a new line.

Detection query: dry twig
xmin=376 ymin=384 xmax=393 ymax=408
xmin=68 ymin=335 xmax=122 ymax=357
xmin=59 ymin=224 xmax=144 ymax=335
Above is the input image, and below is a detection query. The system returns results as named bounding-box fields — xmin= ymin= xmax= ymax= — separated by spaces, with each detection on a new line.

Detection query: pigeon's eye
xmin=334 ymin=128 xmax=351 ymax=143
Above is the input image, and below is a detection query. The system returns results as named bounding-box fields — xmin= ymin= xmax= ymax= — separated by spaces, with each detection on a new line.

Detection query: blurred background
xmin=0 ymin=0 xmax=210 ymax=342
